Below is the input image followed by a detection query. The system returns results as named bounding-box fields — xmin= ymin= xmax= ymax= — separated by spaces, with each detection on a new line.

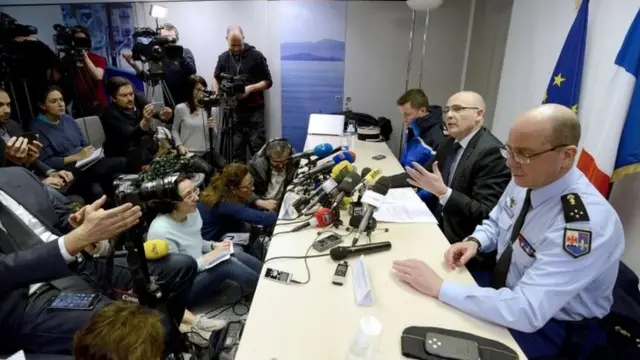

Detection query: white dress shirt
xmin=0 ymin=190 xmax=75 ymax=294
xmin=439 ymin=127 xmax=481 ymax=206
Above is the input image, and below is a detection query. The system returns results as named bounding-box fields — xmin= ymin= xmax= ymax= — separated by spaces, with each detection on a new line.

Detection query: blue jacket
xmin=32 ymin=113 xmax=88 ymax=170
xmin=400 ymin=107 xmax=445 ymax=201
xmin=197 ymin=201 xmax=277 ymax=242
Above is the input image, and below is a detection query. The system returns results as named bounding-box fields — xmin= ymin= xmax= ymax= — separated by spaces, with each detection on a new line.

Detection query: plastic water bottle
xmin=345 ymin=316 xmax=382 ymax=360
xmin=347 ymin=119 xmax=357 ymax=151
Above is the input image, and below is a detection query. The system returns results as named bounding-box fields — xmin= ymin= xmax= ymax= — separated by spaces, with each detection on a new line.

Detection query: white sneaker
xmin=194 ymin=314 xmax=227 ymax=332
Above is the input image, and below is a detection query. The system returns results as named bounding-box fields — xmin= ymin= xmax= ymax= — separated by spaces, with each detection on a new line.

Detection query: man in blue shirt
xmin=393 ymin=104 xmax=624 ymax=359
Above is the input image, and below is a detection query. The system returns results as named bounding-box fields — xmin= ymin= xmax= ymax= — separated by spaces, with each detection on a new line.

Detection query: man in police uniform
xmin=393 ymin=104 xmax=624 ymax=359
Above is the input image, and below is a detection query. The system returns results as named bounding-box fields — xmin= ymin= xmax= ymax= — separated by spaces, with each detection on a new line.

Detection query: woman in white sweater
xmin=172 ymin=75 xmax=226 ymax=169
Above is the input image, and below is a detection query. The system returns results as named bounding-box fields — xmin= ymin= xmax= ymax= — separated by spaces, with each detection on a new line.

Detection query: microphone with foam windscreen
xmin=352 ymin=179 xmax=390 ymax=246
xmin=292 ymin=152 xmax=355 ymax=186
xmin=329 ymin=241 xmax=392 ymax=261
xmin=329 ymin=172 xmax=363 ymax=211
xmin=290 ymin=143 xmax=333 ymax=161
xmin=291 ymin=207 xmax=337 ymax=232
xmin=144 ymin=239 xmax=171 ymax=260
xmin=299 ymin=170 xmax=350 ymax=214
xmin=313 ymin=150 xmax=357 ymax=168
xmin=292 ymin=161 xmax=352 ymax=212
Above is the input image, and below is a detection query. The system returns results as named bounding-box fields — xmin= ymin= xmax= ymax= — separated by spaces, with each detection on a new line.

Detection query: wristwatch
xmin=464 ymin=237 xmax=482 ymax=252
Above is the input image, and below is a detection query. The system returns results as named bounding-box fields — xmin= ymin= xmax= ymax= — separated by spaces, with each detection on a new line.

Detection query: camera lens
xmin=140 ymin=174 xmax=181 ymax=202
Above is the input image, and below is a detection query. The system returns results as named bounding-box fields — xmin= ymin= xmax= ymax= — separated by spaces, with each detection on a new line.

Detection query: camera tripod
xmin=105 ymin=221 xmax=190 ymax=359
xmin=143 ymin=60 xmax=176 ymax=110
xmin=217 ymin=100 xmax=257 ymax=164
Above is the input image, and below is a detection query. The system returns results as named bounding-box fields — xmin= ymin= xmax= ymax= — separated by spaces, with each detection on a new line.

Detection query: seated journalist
xmin=0 ymin=165 xmax=198 ymax=355
xmin=393 ymin=104 xmax=623 ymax=359
xmin=248 ymin=139 xmax=299 ymax=212
xmin=198 ymin=163 xmax=277 ymax=243
xmin=32 ymin=86 xmax=125 ymax=202
xmin=0 ymin=87 xmax=75 ymax=194
xmin=101 ymin=77 xmax=173 ymax=173
xmin=147 ymin=174 xmax=261 ymax=309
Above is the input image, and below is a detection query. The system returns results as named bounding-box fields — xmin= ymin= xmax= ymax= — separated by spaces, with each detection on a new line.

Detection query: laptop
xmin=306 ymin=114 xmax=345 ymax=136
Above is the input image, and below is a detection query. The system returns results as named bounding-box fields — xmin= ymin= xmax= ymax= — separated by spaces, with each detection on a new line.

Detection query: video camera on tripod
xmin=131 ymin=27 xmax=184 ymax=81
xmin=52 ymin=24 xmax=91 ymax=67
xmin=0 ymin=13 xmax=38 ymax=81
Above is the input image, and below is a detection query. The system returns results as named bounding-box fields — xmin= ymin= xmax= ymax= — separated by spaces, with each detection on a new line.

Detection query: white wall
xmin=494 ymin=0 xmax=640 ymax=274
xmin=344 ymin=0 xmax=473 ymax=156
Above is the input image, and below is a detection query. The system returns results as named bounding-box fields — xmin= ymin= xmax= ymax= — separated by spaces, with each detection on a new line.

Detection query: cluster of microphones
xmin=284 ymin=143 xmax=394 ymax=261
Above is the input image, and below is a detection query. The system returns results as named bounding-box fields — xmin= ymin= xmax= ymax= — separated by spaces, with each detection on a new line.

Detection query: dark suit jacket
xmin=1 ymin=119 xmax=53 ymax=177
xmin=0 ymin=167 xmax=78 ymax=353
xmin=434 ymin=127 xmax=510 ymax=244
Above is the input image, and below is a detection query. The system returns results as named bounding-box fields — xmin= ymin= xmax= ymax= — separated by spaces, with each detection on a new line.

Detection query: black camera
xmin=197 ymin=89 xmax=220 ymax=108
xmin=0 ymin=12 xmax=37 ymax=40
xmin=219 ymin=73 xmax=248 ymax=97
xmin=113 ymin=173 xmax=182 ymax=208
xmin=131 ymin=27 xmax=183 ymax=64
xmin=52 ymin=24 xmax=92 ymax=64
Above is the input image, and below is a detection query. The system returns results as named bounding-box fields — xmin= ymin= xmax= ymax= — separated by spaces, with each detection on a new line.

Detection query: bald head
xmin=516 ymin=104 xmax=581 ymax=147
xmin=451 ymin=91 xmax=486 ymax=111
xmin=226 ymin=25 xmax=244 ymax=37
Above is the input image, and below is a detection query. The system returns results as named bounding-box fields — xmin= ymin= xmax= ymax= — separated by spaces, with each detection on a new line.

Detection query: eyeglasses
xmin=182 ymin=187 xmax=200 ymax=200
xmin=500 ymin=144 xmax=570 ymax=164
xmin=443 ymin=105 xmax=479 ymax=113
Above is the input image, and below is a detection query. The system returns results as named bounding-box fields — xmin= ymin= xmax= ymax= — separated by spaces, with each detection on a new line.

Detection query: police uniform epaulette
xmin=561 ymin=193 xmax=590 ymax=223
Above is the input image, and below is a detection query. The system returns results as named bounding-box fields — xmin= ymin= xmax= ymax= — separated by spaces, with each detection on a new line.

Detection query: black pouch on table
xmin=401 ymin=326 xmax=519 ymax=360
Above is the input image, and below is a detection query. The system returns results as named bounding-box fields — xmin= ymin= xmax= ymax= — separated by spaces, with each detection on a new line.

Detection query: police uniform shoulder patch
xmin=563 ymin=228 xmax=592 ymax=258
xmin=561 ymin=193 xmax=590 ymax=223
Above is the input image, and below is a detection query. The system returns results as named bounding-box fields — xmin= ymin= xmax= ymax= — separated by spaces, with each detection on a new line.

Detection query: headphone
xmin=264 ymin=138 xmax=294 ymax=159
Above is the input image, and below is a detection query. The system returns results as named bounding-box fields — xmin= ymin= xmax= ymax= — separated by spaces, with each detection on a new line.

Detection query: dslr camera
xmin=113 ymin=173 xmax=182 ymax=208
xmin=52 ymin=24 xmax=92 ymax=65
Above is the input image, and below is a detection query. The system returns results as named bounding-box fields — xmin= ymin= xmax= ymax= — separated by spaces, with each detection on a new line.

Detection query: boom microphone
xmin=291 ymin=143 xmax=333 ymax=161
xmin=329 ymin=241 xmax=392 ymax=261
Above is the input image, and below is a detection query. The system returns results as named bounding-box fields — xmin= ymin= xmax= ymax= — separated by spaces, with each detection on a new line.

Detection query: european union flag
xmin=542 ymin=0 xmax=590 ymax=113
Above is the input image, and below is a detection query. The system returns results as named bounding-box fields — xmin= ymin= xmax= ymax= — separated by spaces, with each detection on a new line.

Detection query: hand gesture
xmin=42 ymin=176 xmax=64 ymax=189
xmin=256 ymin=199 xmax=278 ymax=212
xmin=71 ymin=196 xmax=142 ymax=244
xmin=392 ymin=259 xmax=444 ymax=298
xmin=5 ymin=137 xmax=29 ymax=164
xmin=160 ymin=107 xmax=173 ymax=121
xmin=52 ymin=170 xmax=74 ymax=182
xmin=142 ymin=104 xmax=155 ymax=121
xmin=207 ymin=116 xmax=217 ymax=130
xmin=444 ymin=240 xmax=479 ymax=270
xmin=406 ymin=161 xmax=448 ymax=197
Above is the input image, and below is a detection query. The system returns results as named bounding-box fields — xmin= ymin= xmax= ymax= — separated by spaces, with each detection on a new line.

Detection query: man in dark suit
xmin=0 ymin=87 xmax=74 ymax=189
xmin=0 ymin=165 xmax=197 ymax=355
xmin=406 ymin=91 xmax=510 ymax=270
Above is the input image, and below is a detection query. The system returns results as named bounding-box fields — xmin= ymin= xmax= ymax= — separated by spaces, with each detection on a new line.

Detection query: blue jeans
xmin=188 ymin=251 xmax=262 ymax=307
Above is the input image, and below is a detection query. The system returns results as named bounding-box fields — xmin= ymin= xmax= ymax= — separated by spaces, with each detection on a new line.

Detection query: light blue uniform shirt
xmin=438 ymin=167 xmax=624 ymax=333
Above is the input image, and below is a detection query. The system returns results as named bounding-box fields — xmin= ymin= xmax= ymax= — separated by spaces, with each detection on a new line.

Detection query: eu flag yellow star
xmin=571 ymin=104 xmax=578 ymax=113
xmin=553 ymin=73 xmax=567 ymax=86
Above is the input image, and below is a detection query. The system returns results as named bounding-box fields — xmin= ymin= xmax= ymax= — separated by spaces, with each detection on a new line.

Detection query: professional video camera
xmin=131 ymin=27 xmax=183 ymax=64
xmin=0 ymin=12 xmax=37 ymax=40
xmin=113 ymin=173 xmax=182 ymax=208
xmin=52 ymin=24 xmax=91 ymax=65
xmin=0 ymin=12 xmax=38 ymax=80
xmin=219 ymin=73 xmax=248 ymax=99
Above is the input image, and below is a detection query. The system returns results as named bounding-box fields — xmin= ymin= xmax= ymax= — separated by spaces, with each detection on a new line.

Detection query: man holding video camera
xmin=66 ymin=26 xmax=108 ymax=118
xmin=122 ymin=23 xmax=196 ymax=108
xmin=213 ymin=25 xmax=272 ymax=162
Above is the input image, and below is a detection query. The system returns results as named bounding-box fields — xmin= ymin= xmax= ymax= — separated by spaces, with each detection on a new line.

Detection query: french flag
xmin=577 ymin=9 xmax=640 ymax=196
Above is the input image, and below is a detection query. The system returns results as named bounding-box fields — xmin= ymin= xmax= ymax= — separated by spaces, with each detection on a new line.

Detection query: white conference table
xmin=235 ymin=136 xmax=526 ymax=360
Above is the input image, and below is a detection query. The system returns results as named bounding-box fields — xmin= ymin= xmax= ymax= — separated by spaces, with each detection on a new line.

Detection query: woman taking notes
xmin=146 ymin=173 xmax=261 ymax=308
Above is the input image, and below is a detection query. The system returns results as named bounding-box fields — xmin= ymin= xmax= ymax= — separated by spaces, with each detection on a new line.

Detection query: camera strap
xmin=229 ymin=51 xmax=243 ymax=76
